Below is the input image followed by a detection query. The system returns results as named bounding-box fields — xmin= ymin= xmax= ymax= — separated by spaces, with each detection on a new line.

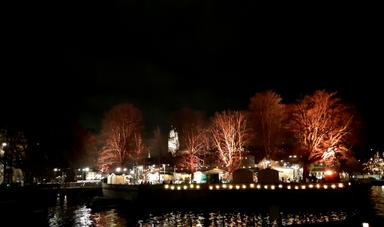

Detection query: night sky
xmin=2 ymin=1 xmax=382 ymax=159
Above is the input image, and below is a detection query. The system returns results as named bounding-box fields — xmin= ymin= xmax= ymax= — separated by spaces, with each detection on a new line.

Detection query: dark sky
xmin=2 ymin=1 xmax=383 ymax=157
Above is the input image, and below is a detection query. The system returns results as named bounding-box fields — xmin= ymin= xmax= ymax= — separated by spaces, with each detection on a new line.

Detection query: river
xmin=1 ymin=186 xmax=383 ymax=226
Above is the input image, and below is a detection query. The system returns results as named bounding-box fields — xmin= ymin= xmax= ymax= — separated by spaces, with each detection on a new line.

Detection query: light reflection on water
xmin=47 ymin=193 xmax=126 ymax=227
xmin=44 ymin=186 xmax=384 ymax=226
xmin=48 ymin=205 xmax=126 ymax=227
xmin=138 ymin=210 xmax=348 ymax=226
xmin=92 ymin=209 xmax=126 ymax=227
xmin=371 ymin=186 xmax=384 ymax=218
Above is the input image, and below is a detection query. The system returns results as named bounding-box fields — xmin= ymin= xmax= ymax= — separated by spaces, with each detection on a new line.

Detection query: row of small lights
xmin=164 ymin=184 xmax=202 ymax=190
xmin=164 ymin=182 xmax=350 ymax=191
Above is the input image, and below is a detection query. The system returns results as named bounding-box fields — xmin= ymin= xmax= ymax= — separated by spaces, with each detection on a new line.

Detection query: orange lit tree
xmin=249 ymin=90 xmax=285 ymax=159
xmin=171 ymin=108 xmax=208 ymax=173
xmin=210 ymin=111 xmax=250 ymax=172
xmin=97 ymin=103 xmax=144 ymax=172
xmin=288 ymin=90 xmax=355 ymax=181
xmin=177 ymin=127 xmax=209 ymax=173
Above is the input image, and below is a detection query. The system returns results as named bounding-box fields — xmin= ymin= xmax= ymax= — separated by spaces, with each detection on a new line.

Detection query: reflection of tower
xmin=168 ymin=127 xmax=179 ymax=157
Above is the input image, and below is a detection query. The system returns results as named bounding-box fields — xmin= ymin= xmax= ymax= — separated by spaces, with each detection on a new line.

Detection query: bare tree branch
xmin=249 ymin=90 xmax=285 ymax=159
xmin=97 ymin=103 xmax=144 ymax=172
xmin=210 ymin=111 xmax=250 ymax=171
xmin=288 ymin=90 xmax=355 ymax=181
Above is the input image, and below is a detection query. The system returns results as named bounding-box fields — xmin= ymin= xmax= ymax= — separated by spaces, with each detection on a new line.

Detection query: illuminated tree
xmin=288 ymin=90 xmax=355 ymax=181
xmin=177 ymin=127 xmax=209 ymax=173
xmin=249 ymin=90 xmax=285 ymax=159
xmin=97 ymin=103 xmax=144 ymax=172
xmin=210 ymin=111 xmax=250 ymax=171
xmin=133 ymin=132 xmax=145 ymax=164
xmin=170 ymin=108 xmax=209 ymax=172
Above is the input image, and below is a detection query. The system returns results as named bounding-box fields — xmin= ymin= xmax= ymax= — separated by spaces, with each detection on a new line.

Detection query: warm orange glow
xmin=222 ymin=184 xmax=227 ymax=189
xmin=183 ymin=185 xmax=188 ymax=190
xmin=294 ymin=186 xmax=299 ymax=190
xmin=175 ymin=113 xmax=208 ymax=173
xmin=257 ymin=184 xmax=261 ymax=189
xmin=235 ymin=185 xmax=240 ymax=190
xmin=171 ymin=185 xmax=175 ymax=190
xmin=177 ymin=186 xmax=181 ymax=190
xmin=190 ymin=184 xmax=194 ymax=189
xmin=242 ymin=184 xmax=247 ymax=189
xmin=309 ymin=184 xmax=313 ymax=188
xmin=97 ymin=104 xmax=143 ymax=172
xmin=196 ymin=185 xmax=200 ymax=189
xmin=324 ymin=170 xmax=334 ymax=176
xmin=215 ymin=185 xmax=220 ymax=189
xmin=250 ymin=183 xmax=255 ymax=188
xmin=301 ymin=185 xmax=306 ymax=189
xmin=209 ymin=185 xmax=213 ymax=190
xmin=164 ymin=185 xmax=169 ymax=189
xmin=229 ymin=185 xmax=233 ymax=189
xmin=331 ymin=184 xmax=336 ymax=189
xmin=271 ymin=185 xmax=275 ymax=190
xmin=287 ymin=185 xmax=292 ymax=189
xmin=316 ymin=184 xmax=321 ymax=189
xmin=278 ymin=184 xmax=283 ymax=188
xmin=338 ymin=183 xmax=344 ymax=188
xmin=249 ymin=91 xmax=284 ymax=159
xmin=288 ymin=91 xmax=354 ymax=180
